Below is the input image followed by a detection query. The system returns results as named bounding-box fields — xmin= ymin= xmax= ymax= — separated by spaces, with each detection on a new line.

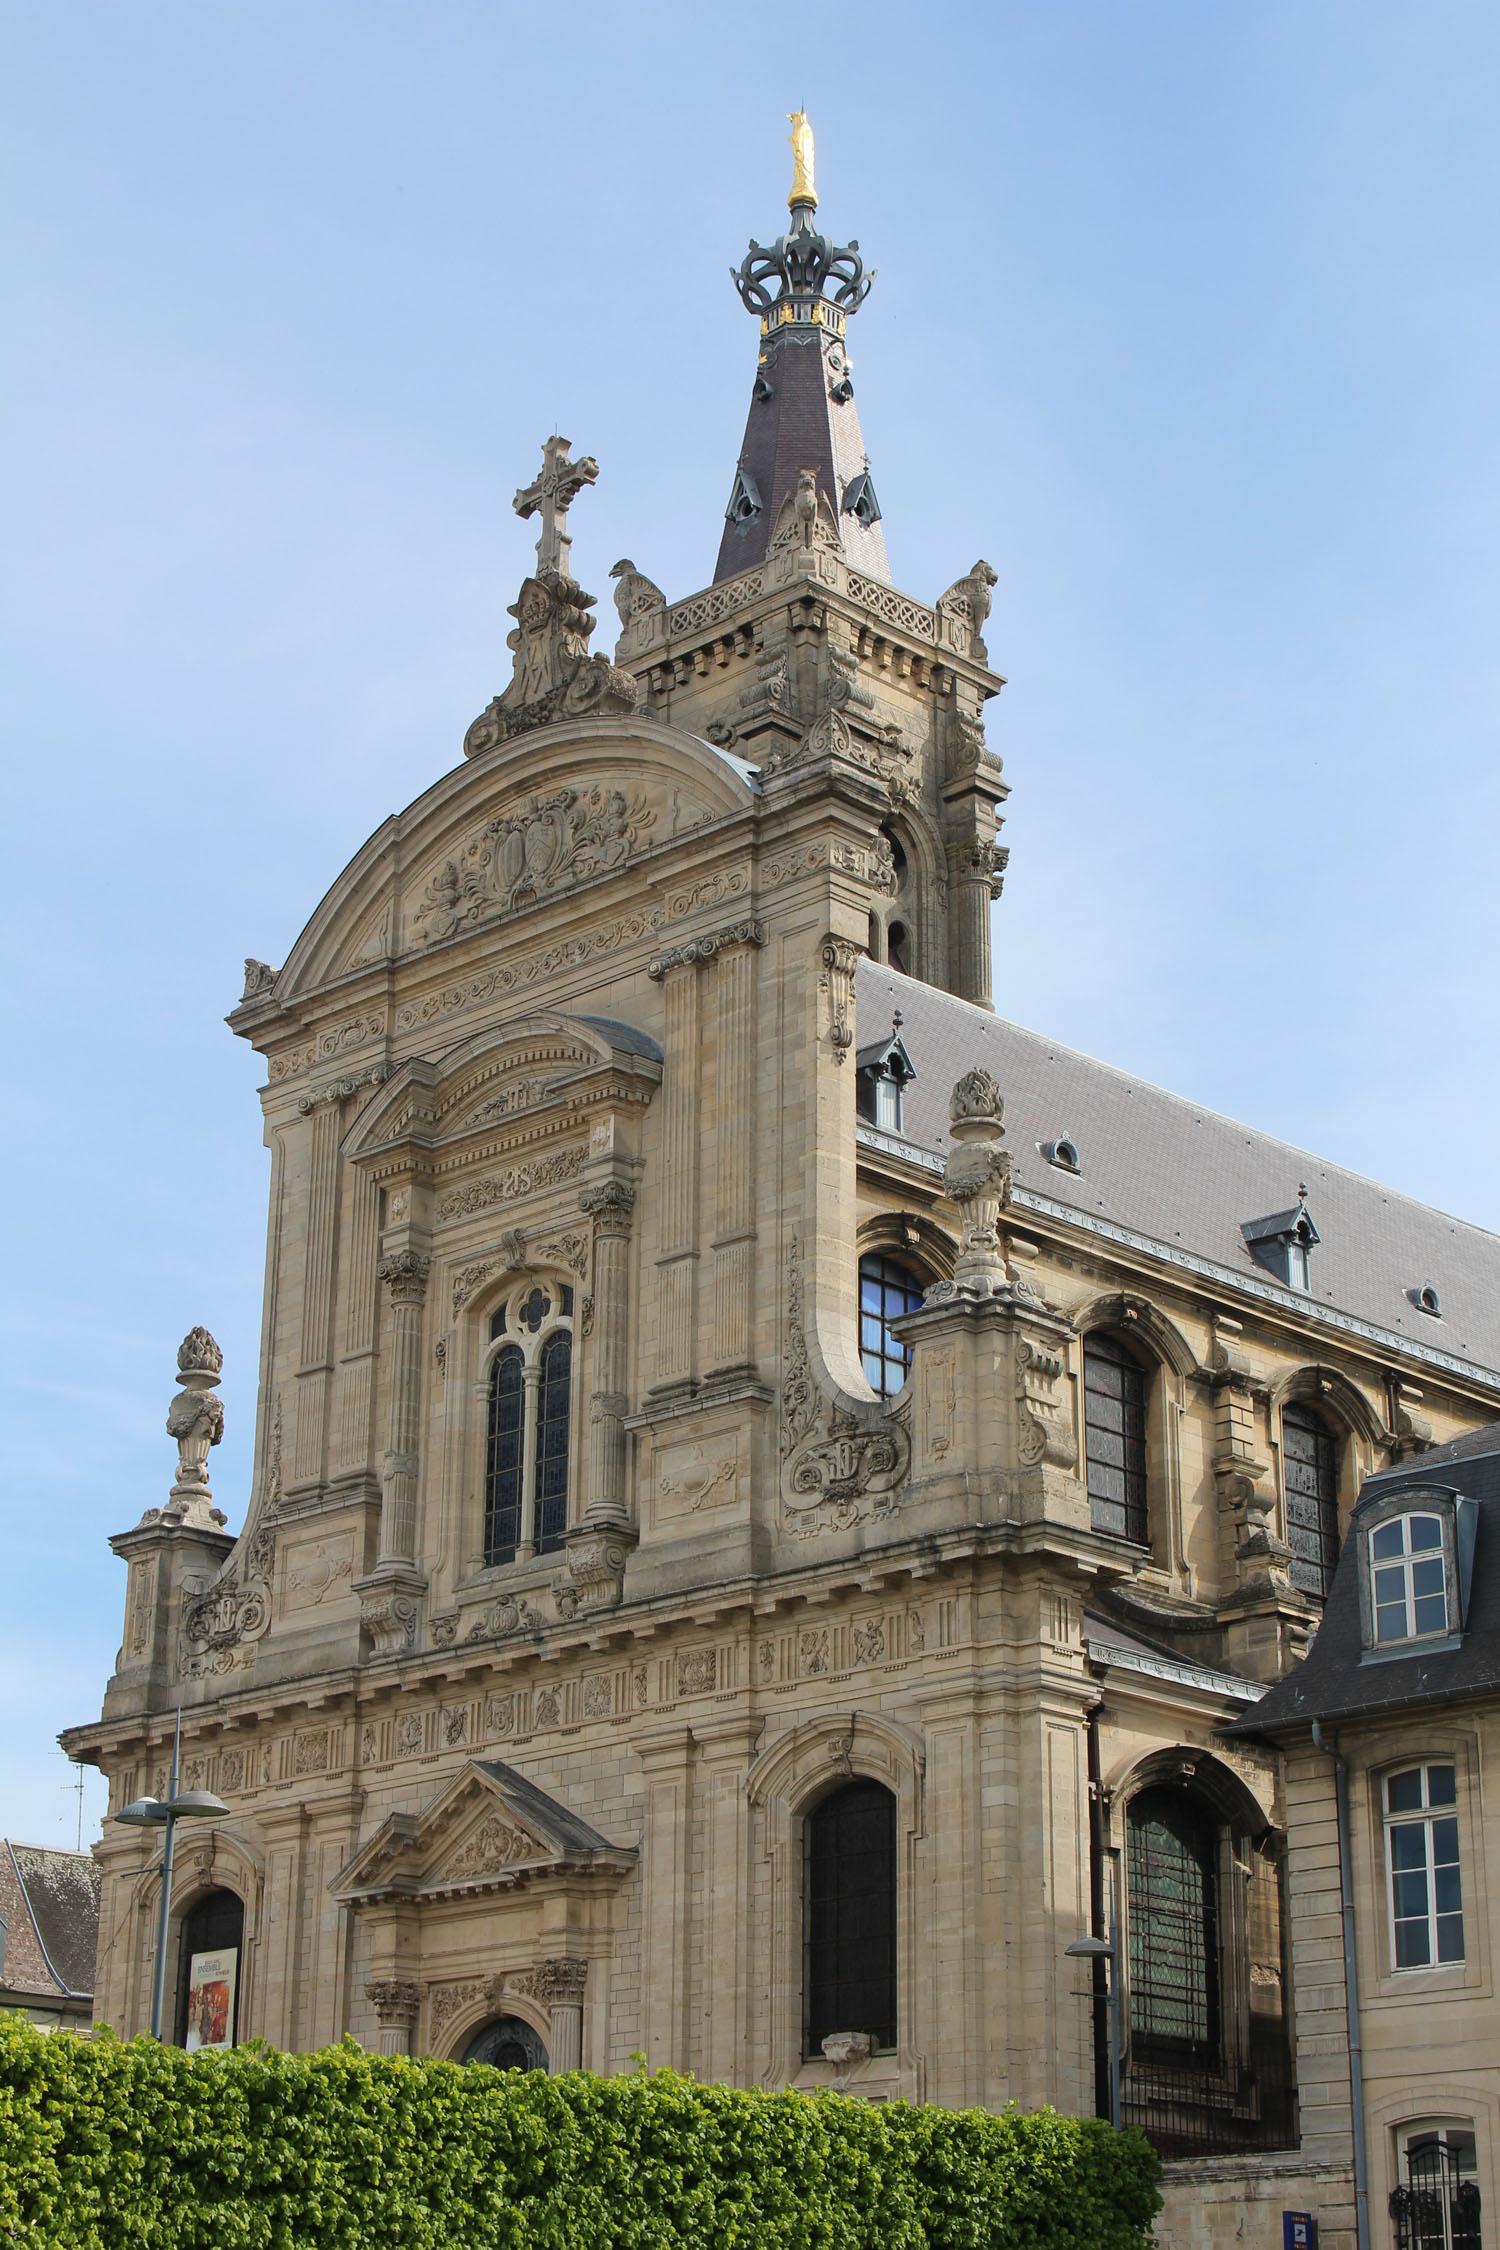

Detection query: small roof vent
xmin=1039 ymin=1133 xmax=1082 ymax=1175
xmin=1242 ymin=1184 xmax=1319 ymax=1292
xmin=1408 ymin=1282 xmax=1443 ymax=1320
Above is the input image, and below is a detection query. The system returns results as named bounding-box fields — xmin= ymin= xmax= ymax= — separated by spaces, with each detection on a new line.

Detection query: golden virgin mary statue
xmin=787 ymin=110 xmax=817 ymax=209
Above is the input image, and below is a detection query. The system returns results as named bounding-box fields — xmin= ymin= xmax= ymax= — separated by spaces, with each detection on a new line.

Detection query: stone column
xmin=533 ymin=1957 xmax=588 ymax=2074
xmin=292 ymin=1100 xmax=342 ymax=1491
xmin=376 ymin=1250 xmax=430 ymax=1565
xmin=354 ymin=1250 xmax=430 ymax=1656
xmin=365 ymin=1979 xmax=421 ymax=2057
xmin=579 ymin=1181 xmax=636 ymax=1525
xmin=565 ymin=1181 xmax=638 ymax=1614
xmin=636 ymin=1725 xmax=694 ymax=2069
xmin=709 ymin=935 xmax=760 ymax=1377
xmin=945 ymin=837 xmax=994 ymax=1012
xmin=651 ymin=957 xmax=700 ymax=1397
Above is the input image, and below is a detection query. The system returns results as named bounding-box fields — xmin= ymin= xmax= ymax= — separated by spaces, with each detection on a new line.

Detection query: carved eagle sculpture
xmin=608 ymin=559 xmax=667 ymax=631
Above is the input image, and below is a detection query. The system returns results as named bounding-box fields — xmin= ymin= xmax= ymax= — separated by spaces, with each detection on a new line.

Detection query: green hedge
xmin=0 ymin=2012 xmax=1160 ymax=2249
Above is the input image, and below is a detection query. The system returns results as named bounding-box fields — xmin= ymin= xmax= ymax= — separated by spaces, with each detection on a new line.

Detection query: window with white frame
xmin=1385 ymin=1763 xmax=1464 ymax=1970
xmin=482 ymin=1279 xmax=574 ymax=1568
xmin=1371 ymin=1513 xmax=1450 ymax=1644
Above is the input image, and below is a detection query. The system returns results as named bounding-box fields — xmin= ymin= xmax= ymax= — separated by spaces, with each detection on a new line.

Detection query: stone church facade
xmin=66 ymin=121 xmax=1500 ymax=2247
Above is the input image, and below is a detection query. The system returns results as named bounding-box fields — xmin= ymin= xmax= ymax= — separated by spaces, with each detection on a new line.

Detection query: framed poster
xmin=184 ymin=1947 xmax=238 ymax=2051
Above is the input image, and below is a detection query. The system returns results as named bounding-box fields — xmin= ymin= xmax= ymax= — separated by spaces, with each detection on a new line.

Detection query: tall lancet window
xmin=483 ymin=1280 xmax=576 ymax=1567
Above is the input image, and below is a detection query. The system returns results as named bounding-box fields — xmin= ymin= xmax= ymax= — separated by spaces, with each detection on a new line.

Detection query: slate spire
xmin=714 ymin=116 xmax=891 ymax=586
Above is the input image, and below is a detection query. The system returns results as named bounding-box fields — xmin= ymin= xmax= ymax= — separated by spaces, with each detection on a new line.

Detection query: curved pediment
xmin=342 ymin=1011 xmax=661 ymax=1164
xmin=266 ymin=719 xmax=757 ymax=1009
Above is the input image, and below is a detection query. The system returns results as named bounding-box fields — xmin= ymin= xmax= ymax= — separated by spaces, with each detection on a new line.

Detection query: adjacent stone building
xmin=1246 ymin=1425 xmax=1500 ymax=2250
xmin=63 ymin=117 xmax=1500 ymax=2248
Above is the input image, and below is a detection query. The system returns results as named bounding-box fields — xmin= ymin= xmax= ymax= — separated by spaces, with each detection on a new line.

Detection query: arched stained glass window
xmin=1282 ymin=1404 xmax=1340 ymax=1600
xmin=482 ymin=1283 xmax=575 ymax=1568
xmin=804 ymin=1780 xmax=897 ymax=2054
xmin=1084 ymin=1331 xmax=1149 ymax=1545
xmin=535 ymin=1330 xmax=572 ymax=1556
xmin=1127 ymin=1787 xmax=1221 ymax=2065
xmin=485 ymin=1346 xmax=525 ymax=1566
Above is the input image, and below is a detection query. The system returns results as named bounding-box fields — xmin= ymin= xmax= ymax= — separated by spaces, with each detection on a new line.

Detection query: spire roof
xmin=714 ymin=118 xmax=891 ymax=586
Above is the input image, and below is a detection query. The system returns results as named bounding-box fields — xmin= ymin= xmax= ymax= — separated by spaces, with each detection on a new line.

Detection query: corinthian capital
xmin=579 ymin=1180 xmax=637 ymax=1237
xmin=378 ymin=1249 xmax=432 ymax=1304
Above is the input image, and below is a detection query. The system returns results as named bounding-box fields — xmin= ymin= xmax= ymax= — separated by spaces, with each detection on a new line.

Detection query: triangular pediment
xmin=330 ymin=1758 xmax=632 ymax=1905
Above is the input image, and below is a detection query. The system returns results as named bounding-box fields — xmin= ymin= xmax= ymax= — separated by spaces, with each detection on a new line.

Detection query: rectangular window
xmin=1372 ymin=1514 xmax=1449 ymax=1643
xmin=1386 ymin=1764 xmax=1464 ymax=1970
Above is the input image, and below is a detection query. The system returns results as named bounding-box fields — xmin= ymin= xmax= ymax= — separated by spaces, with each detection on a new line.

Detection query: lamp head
xmin=1064 ymin=1935 xmax=1114 ymax=1959
xmin=115 ymin=1797 xmax=170 ymax=1827
xmin=167 ymin=1790 xmax=230 ymax=1818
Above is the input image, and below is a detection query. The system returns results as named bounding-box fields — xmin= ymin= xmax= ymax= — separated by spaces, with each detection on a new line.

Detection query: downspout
xmin=1085 ymin=1701 xmax=1110 ymax=2118
xmin=1311 ymin=1721 xmax=1369 ymax=2250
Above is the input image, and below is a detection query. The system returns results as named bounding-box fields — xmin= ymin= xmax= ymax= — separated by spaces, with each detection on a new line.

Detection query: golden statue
xmin=787 ymin=109 xmax=817 ymax=209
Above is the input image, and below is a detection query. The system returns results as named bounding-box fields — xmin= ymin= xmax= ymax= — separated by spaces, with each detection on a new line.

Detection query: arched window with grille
xmin=483 ymin=1279 xmax=575 ymax=1567
xmin=1084 ymin=1330 xmax=1149 ymax=1545
xmin=858 ymin=1253 xmax=926 ymax=1397
xmin=1126 ymin=1787 xmax=1221 ymax=2068
xmin=804 ymin=1779 xmax=897 ymax=2055
xmin=461 ymin=2015 xmax=549 ymax=2070
xmin=1282 ymin=1402 xmax=1340 ymax=1600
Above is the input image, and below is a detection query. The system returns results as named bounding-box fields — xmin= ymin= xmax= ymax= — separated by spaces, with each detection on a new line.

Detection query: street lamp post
xmin=1066 ymin=1865 xmax=1122 ymax=2131
xmin=115 ymin=1710 xmax=229 ymax=2041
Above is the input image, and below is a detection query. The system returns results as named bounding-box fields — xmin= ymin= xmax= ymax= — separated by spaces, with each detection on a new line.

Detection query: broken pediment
xmin=330 ymin=1758 xmax=634 ymax=1906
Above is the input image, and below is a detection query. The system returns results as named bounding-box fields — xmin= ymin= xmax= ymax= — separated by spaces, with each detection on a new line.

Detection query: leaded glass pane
xmin=1084 ymin=1333 xmax=1148 ymax=1544
xmin=534 ymin=1329 xmax=571 ymax=1555
xmin=484 ymin=1346 xmax=525 ymax=1566
xmin=1282 ymin=1407 xmax=1339 ymax=1600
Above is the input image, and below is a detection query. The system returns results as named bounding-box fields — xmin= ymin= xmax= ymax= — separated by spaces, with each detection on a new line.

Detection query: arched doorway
xmin=173 ymin=1887 xmax=244 ymax=2049
xmin=461 ymin=2014 xmax=549 ymax=2070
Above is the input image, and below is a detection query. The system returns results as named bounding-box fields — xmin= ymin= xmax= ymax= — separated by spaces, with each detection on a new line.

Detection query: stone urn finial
xmin=943 ymin=1071 xmax=1012 ymax=1290
xmin=162 ymin=1327 xmax=227 ymax=1529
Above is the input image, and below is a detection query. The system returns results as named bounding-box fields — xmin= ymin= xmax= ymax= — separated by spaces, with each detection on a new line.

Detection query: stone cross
xmin=513 ymin=436 xmax=600 ymax=581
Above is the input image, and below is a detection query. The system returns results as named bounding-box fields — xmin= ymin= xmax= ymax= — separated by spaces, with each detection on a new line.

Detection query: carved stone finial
xmin=161 ymin=1328 xmax=227 ymax=1528
xmin=949 ymin=1068 xmax=1003 ymax=1131
xmin=177 ymin=1326 xmax=223 ymax=1379
xmin=942 ymin=1073 xmax=1012 ymax=1290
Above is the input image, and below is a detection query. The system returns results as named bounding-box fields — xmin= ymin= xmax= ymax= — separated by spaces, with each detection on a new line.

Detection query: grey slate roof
xmin=473 ymin=1762 xmax=621 ymax=1856
xmin=1236 ymin=1426 xmax=1500 ymax=1733
xmin=857 ymin=960 xmax=1500 ymax=1383
xmin=0 ymin=1841 xmax=100 ymax=1999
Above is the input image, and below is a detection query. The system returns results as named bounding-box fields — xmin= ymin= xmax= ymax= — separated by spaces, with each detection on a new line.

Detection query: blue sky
xmin=4 ymin=2 xmax=1498 ymax=1845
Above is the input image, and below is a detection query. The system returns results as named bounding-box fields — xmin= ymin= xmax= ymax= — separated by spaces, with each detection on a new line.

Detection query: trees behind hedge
xmin=0 ymin=2012 xmax=1160 ymax=2249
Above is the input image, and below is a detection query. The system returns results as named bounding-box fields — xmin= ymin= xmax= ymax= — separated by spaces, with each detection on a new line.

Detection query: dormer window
xmin=1243 ymin=1187 xmax=1319 ymax=1292
xmin=1409 ymin=1282 xmax=1443 ymax=1319
xmin=1371 ymin=1514 xmax=1449 ymax=1643
xmin=1356 ymin=1484 xmax=1477 ymax=1660
xmin=855 ymin=1015 xmax=916 ymax=1138
xmin=1039 ymin=1134 xmax=1082 ymax=1175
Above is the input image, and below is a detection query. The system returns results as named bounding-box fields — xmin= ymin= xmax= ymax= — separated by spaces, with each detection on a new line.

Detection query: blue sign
xmin=1283 ymin=2217 xmax=1317 ymax=2250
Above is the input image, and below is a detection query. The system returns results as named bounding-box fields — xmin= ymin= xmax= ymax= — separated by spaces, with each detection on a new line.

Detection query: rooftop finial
xmin=513 ymin=436 xmax=599 ymax=582
xmin=788 ymin=108 xmax=817 ymax=209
